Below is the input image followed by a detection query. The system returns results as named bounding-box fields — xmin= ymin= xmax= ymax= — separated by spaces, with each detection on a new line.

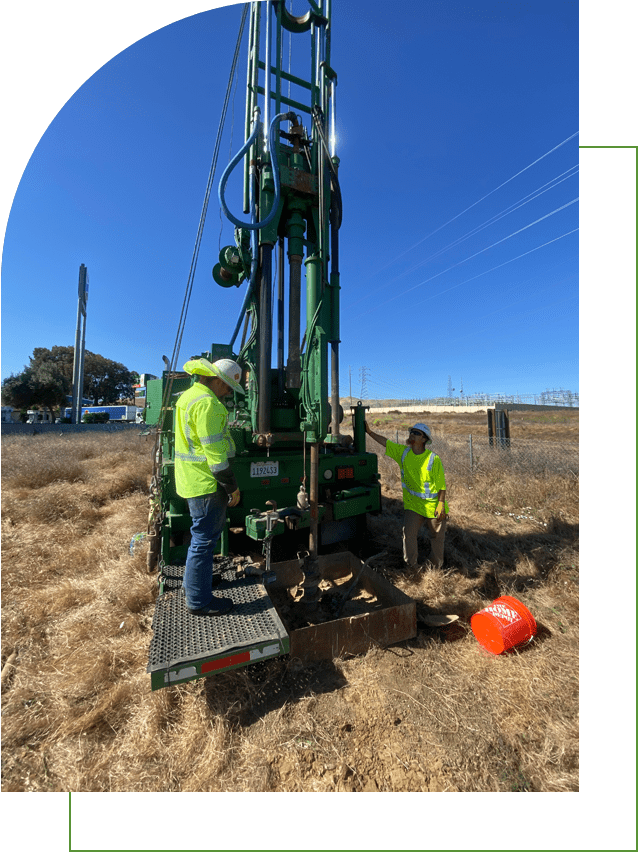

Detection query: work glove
xmin=435 ymin=500 xmax=446 ymax=521
xmin=228 ymin=488 xmax=241 ymax=508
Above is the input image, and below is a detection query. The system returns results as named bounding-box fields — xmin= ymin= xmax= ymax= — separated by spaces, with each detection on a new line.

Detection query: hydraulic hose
xmin=229 ymin=173 xmax=259 ymax=348
xmin=218 ymin=110 xmax=296 ymax=231
xmin=223 ymin=109 xmax=295 ymax=348
xmin=224 ymin=112 xmax=296 ymax=347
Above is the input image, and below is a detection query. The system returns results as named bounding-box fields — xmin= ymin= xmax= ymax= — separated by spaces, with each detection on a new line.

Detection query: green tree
xmin=27 ymin=346 xmax=77 ymax=413
xmin=1 ymin=346 xmax=138 ymax=414
xmin=83 ymin=352 xmax=137 ymax=404
xmin=1 ymin=369 xmax=37 ymax=410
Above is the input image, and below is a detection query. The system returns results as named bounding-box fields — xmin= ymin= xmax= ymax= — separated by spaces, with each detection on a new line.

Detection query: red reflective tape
xmin=201 ymin=651 xmax=251 ymax=674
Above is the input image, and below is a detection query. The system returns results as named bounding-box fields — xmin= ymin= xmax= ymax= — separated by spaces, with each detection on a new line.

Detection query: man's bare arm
xmin=364 ymin=420 xmax=387 ymax=448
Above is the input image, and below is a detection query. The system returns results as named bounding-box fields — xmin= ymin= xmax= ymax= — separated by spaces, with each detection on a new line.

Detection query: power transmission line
xmin=377 ymin=131 xmax=579 ymax=271
xmin=408 ymin=228 xmax=578 ymax=311
xmin=394 ymin=167 xmax=579 ymax=280
xmin=349 ymin=163 xmax=579 ymax=309
xmin=356 ymin=201 xmax=579 ymax=319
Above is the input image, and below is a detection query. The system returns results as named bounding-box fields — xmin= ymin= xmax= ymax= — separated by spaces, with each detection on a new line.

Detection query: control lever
xmin=262 ymin=500 xmax=282 ymax=582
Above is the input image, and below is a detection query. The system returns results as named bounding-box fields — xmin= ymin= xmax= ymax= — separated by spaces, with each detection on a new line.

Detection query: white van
xmin=26 ymin=410 xmax=54 ymax=424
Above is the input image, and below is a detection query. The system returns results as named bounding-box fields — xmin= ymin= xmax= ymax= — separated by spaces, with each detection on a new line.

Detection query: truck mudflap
xmin=147 ymin=568 xmax=289 ymax=691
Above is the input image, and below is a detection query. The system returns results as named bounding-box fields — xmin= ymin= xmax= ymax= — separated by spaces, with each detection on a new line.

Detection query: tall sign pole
xmin=71 ymin=264 xmax=89 ymax=423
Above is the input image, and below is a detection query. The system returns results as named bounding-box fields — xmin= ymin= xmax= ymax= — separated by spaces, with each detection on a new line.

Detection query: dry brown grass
xmin=1 ymin=416 xmax=578 ymax=792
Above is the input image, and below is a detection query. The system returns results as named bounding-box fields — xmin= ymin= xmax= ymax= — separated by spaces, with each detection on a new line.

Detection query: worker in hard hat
xmin=365 ymin=421 xmax=449 ymax=571
xmin=174 ymin=357 xmax=245 ymax=615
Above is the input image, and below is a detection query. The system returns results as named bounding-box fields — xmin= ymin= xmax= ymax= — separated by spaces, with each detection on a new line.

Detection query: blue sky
xmin=1 ymin=0 xmax=581 ymax=400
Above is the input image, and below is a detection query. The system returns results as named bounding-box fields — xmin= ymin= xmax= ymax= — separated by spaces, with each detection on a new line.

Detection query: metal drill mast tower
xmin=146 ymin=0 xmax=379 ymax=574
xmin=215 ymin=0 xmax=342 ymax=562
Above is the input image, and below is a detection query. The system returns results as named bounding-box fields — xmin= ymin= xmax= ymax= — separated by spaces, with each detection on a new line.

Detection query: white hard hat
xmin=183 ymin=357 xmax=245 ymax=394
xmin=411 ymin=423 xmax=432 ymax=441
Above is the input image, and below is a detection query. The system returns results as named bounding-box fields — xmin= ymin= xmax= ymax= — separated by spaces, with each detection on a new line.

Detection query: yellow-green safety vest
xmin=385 ymin=440 xmax=449 ymax=518
xmin=174 ymin=382 xmax=235 ymax=499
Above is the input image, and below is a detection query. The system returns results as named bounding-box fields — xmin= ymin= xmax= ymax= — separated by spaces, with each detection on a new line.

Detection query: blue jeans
xmin=183 ymin=490 xmax=227 ymax=610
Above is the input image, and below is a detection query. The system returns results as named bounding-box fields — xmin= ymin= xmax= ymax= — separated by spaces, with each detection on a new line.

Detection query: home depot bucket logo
xmin=484 ymin=603 xmax=518 ymax=623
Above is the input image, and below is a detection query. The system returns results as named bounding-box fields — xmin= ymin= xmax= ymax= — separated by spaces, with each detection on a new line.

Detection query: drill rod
xmin=309 ymin=441 xmax=319 ymax=559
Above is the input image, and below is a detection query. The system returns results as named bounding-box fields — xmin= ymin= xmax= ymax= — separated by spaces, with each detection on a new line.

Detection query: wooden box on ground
xmin=268 ymin=551 xmax=416 ymax=661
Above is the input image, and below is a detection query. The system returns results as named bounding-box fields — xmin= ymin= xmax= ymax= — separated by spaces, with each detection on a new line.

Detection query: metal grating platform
xmin=147 ymin=569 xmax=288 ymax=673
xmin=160 ymin=563 xmax=185 ymax=591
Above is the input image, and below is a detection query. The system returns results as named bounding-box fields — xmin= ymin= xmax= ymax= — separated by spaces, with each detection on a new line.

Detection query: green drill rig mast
xmin=147 ymin=0 xmax=380 ymax=566
xmin=145 ymin=2 xmax=382 ymax=688
xmin=215 ymin=0 xmax=346 ymax=564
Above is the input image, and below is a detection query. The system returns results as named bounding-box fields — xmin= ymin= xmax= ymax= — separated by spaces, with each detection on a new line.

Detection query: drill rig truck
xmin=145 ymin=1 xmax=415 ymax=690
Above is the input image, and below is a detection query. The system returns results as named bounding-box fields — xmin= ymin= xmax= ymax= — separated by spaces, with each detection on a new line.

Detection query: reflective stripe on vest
xmin=223 ymin=426 xmax=236 ymax=458
xmin=182 ymin=393 xmax=212 ymax=457
xmin=400 ymin=447 xmax=438 ymax=500
xmin=175 ymin=450 xmax=207 ymax=463
xmin=200 ymin=433 xmax=224 ymax=445
xmin=209 ymin=460 xmax=229 ymax=473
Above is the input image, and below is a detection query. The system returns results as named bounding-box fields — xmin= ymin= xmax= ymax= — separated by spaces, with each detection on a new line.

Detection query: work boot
xmin=188 ymin=596 xmax=233 ymax=616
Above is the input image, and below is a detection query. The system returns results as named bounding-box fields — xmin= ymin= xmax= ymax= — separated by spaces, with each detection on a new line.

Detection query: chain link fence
xmin=377 ymin=432 xmax=579 ymax=478
xmin=364 ymin=393 xmax=579 ymax=408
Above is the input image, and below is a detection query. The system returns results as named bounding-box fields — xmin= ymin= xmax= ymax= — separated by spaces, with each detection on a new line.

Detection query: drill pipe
xmin=277 ymin=237 xmax=285 ymax=397
xmin=257 ymin=243 xmax=273 ymax=434
xmin=286 ymin=254 xmax=302 ymax=388
xmin=309 ymin=441 xmax=320 ymax=560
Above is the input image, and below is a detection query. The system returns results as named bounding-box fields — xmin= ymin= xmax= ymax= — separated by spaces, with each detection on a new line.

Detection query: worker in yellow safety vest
xmin=365 ymin=421 xmax=448 ymax=570
xmin=174 ymin=357 xmax=244 ymax=615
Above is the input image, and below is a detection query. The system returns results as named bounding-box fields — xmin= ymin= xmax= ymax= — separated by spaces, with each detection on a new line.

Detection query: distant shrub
xmin=83 ymin=412 xmax=109 ymax=424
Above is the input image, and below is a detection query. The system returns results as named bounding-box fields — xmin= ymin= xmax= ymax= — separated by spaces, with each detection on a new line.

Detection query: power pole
xmin=71 ymin=264 xmax=89 ymax=424
xmin=359 ymin=365 xmax=369 ymax=400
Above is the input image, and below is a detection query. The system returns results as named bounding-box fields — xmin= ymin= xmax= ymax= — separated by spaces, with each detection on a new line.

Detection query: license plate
xmin=250 ymin=462 xmax=279 ymax=478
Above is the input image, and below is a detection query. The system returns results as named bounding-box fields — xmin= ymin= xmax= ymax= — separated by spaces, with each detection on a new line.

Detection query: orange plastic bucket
xmin=471 ymin=595 xmax=537 ymax=654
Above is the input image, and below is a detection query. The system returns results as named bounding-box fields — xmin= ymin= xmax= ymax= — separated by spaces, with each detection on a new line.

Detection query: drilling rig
xmin=145 ymin=1 xmax=415 ymax=690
